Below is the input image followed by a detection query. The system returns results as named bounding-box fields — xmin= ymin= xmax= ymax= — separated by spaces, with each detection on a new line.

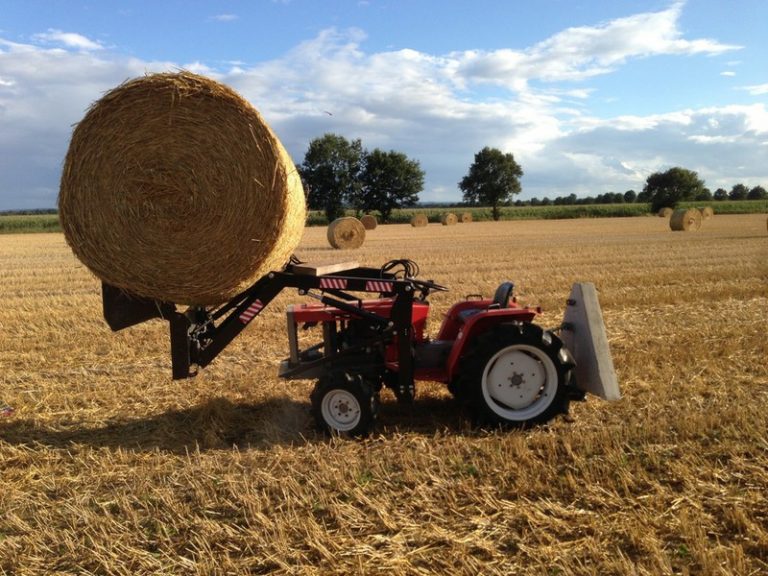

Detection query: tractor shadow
xmin=0 ymin=394 xmax=466 ymax=453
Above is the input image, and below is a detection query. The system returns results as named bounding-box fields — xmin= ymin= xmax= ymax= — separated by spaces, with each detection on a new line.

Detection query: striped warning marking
xmin=239 ymin=299 xmax=265 ymax=324
xmin=365 ymin=280 xmax=394 ymax=293
xmin=319 ymin=277 xmax=348 ymax=290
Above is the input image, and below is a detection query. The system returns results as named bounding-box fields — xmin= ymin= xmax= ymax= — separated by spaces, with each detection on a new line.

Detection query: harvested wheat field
xmin=1 ymin=215 xmax=767 ymax=575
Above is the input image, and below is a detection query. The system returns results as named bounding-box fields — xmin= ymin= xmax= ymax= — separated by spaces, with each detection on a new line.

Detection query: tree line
xmin=299 ymin=134 xmax=523 ymax=222
xmin=298 ymin=133 xmax=766 ymax=222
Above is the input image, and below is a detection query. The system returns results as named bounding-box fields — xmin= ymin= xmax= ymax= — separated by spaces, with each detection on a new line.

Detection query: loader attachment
xmin=560 ymin=283 xmax=621 ymax=401
xmin=102 ymin=282 xmax=175 ymax=331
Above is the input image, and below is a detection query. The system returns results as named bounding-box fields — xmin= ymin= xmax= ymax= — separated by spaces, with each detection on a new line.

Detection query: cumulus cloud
xmin=741 ymin=83 xmax=768 ymax=96
xmin=32 ymin=29 xmax=103 ymax=51
xmin=211 ymin=14 xmax=238 ymax=22
xmin=0 ymin=3 xmax=762 ymax=209
xmin=454 ymin=2 xmax=738 ymax=88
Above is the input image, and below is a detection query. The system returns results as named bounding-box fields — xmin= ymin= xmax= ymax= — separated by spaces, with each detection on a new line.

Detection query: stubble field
xmin=1 ymin=215 xmax=767 ymax=575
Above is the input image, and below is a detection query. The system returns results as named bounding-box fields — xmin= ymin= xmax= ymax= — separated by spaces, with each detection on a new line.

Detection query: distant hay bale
xmin=410 ymin=214 xmax=428 ymax=227
xmin=658 ymin=207 xmax=674 ymax=218
xmin=669 ymin=208 xmax=702 ymax=232
xmin=460 ymin=212 xmax=473 ymax=223
xmin=360 ymin=214 xmax=378 ymax=230
xmin=58 ymin=71 xmax=305 ymax=305
xmin=441 ymin=213 xmax=458 ymax=226
xmin=699 ymin=206 xmax=714 ymax=220
xmin=327 ymin=217 xmax=365 ymax=249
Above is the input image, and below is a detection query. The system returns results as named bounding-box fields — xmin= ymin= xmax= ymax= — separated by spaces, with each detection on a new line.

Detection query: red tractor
xmin=103 ymin=258 xmax=619 ymax=435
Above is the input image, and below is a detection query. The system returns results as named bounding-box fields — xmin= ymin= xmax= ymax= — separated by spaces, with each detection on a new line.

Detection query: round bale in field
xmin=327 ymin=217 xmax=365 ymax=249
xmin=699 ymin=206 xmax=714 ymax=220
xmin=658 ymin=207 xmax=674 ymax=217
xmin=441 ymin=213 xmax=458 ymax=226
xmin=360 ymin=214 xmax=378 ymax=230
xmin=460 ymin=212 xmax=473 ymax=223
xmin=410 ymin=214 xmax=428 ymax=227
xmin=669 ymin=208 xmax=702 ymax=231
xmin=58 ymin=72 xmax=305 ymax=305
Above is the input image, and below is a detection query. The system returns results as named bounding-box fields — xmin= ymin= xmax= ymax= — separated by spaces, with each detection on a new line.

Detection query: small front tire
xmin=310 ymin=372 xmax=377 ymax=436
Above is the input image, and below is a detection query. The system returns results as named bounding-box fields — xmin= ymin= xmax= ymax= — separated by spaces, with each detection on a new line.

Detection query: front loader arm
xmin=102 ymin=262 xmax=420 ymax=386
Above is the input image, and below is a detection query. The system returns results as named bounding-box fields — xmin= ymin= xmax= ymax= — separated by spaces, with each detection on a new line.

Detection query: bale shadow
xmin=0 ymin=394 xmax=468 ymax=453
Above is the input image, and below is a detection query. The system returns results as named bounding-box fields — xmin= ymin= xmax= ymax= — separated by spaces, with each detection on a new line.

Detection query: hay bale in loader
xmin=58 ymin=72 xmax=305 ymax=306
xmin=327 ymin=217 xmax=366 ymax=249
xmin=669 ymin=208 xmax=702 ymax=231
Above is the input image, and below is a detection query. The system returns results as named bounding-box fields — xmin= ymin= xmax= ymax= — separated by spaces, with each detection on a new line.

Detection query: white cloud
xmin=740 ymin=83 xmax=768 ymax=96
xmin=720 ymin=71 xmax=736 ymax=77
xmin=32 ymin=29 xmax=103 ymax=51
xmin=454 ymin=2 xmax=739 ymax=87
xmin=212 ymin=14 xmax=238 ymax=22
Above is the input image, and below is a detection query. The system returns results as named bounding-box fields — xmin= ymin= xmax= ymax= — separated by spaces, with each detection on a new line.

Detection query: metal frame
xmin=102 ymin=263 xmax=428 ymax=397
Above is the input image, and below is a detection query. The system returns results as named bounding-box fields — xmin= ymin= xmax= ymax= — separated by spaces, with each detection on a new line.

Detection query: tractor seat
xmin=457 ymin=305 xmax=494 ymax=324
xmin=456 ymin=282 xmax=515 ymax=324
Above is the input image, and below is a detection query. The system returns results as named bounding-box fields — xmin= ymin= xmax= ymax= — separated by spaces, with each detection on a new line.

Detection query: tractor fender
xmin=445 ymin=310 xmax=536 ymax=382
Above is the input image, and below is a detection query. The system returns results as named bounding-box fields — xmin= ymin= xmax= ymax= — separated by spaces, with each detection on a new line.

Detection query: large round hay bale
xmin=410 ymin=214 xmax=428 ymax=227
xmin=360 ymin=214 xmax=378 ymax=230
xmin=327 ymin=217 xmax=365 ymax=249
xmin=460 ymin=212 xmax=473 ymax=223
xmin=58 ymin=71 xmax=305 ymax=305
xmin=669 ymin=208 xmax=702 ymax=231
xmin=658 ymin=207 xmax=673 ymax=218
xmin=441 ymin=213 xmax=458 ymax=226
xmin=699 ymin=206 xmax=714 ymax=220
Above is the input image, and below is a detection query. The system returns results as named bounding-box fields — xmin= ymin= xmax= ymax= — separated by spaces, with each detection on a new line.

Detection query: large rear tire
xmin=456 ymin=323 xmax=572 ymax=427
xmin=310 ymin=372 xmax=377 ymax=436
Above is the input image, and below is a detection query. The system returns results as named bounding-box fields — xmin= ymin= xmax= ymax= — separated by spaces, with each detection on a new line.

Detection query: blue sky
xmin=1 ymin=0 xmax=766 ymax=210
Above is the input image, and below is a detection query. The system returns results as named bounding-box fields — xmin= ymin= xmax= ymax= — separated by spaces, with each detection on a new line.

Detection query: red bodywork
xmin=290 ymin=297 xmax=538 ymax=384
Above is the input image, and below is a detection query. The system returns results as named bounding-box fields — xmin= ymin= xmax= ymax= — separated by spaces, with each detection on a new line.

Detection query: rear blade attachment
xmin=560 ymin=282 xmax=621 ymax=401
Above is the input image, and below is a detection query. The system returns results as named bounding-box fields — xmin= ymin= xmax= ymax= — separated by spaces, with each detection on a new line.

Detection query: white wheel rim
xmin=321 ymin=389 xmax=362 ymax=432
xmin=481 ymin=344 xmax=558 ymax=421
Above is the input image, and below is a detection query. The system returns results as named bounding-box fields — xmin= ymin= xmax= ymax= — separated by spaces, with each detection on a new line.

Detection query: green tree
xmin=747 ymin=185 xmax=767 ymax=200
xmin=713 ymin=188 xmax=728 ymax=201
xmin=729 ymin=183 xmax=749 ymax=200
xmin=300 ymin=134 xmax=363 ymax=222
xmin=643 ymin=167 xmax=707 ymax=213
xmin=459 ymin=147 xmax=523 ymax=220
xmin=695 ymin=188 xmax=713 ymax=202
xmin=624 ymin=189 xmax=637 ymax=203
xmin=359 ymin=149 xmax=423 ymax=222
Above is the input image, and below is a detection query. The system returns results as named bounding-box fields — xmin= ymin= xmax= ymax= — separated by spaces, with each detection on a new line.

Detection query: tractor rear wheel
xmin=310 ymin=371 xmax=377 ymax=436
xmin=457 ymin=323 xmax=572 ymax=427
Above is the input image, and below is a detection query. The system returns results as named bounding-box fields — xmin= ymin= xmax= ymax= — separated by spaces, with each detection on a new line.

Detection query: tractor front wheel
xmin=310 ymin=372 xmax=377 ymax=436
xmin=457 ymin=323 xmax=572 ymax=427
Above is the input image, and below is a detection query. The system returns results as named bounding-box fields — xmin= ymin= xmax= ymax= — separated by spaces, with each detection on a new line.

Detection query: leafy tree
xmin=695 ymin=188 xmax=713 ymax=202
xmin=624 ymin=189 xmax=637 ymax=203
xmin=729 ymin=183 xmax=749 ymax=200
xmin=747 ymin=185 xmax=767 ymax=200
xmin=459 ymin=147 xmax=523 ymax=220
xmin=299 ymin=134 xmax=363 ymax=222
xmin=713 ymin=188 xmax=728 ymax=201
xmin=359 ymin=149 xmax=423 ymax=222
xmin=636 ymin=189 xmax=653 ymax=203
xmin=643 ymin=167 xmax=707 ymax=213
